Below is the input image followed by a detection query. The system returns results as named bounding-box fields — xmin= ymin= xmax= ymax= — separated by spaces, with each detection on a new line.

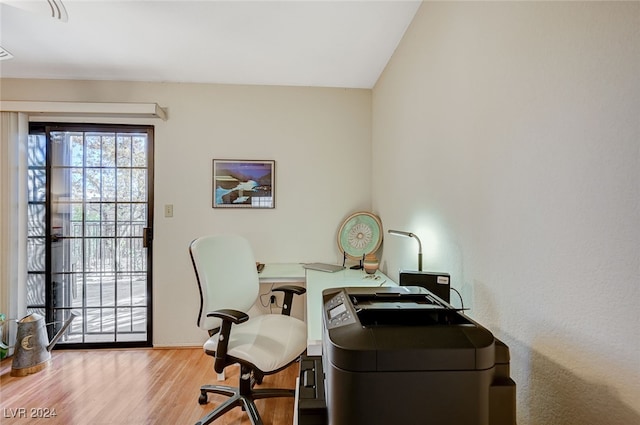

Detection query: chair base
xmin=195 ymin=377 xmax=295 ymax=425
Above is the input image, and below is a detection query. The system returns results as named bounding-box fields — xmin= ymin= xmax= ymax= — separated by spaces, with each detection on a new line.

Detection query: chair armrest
xmin=207 ymin=309 xmax=249 ymax=324
xmin=272 ymin=285 xmax=306 ymax=296
xmin=206 ymin=309 xmax=248 ymax=373
xmin=272 ymin=285 xmax=306 ymax=316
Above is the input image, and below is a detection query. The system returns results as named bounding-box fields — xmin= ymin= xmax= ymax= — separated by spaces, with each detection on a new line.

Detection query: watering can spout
xmin=47 ymin=311 xmax=79 ymax=352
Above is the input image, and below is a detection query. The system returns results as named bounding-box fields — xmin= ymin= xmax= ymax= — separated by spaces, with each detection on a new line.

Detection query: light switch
xmin=164 ymin=204 xmax=174 ymax=218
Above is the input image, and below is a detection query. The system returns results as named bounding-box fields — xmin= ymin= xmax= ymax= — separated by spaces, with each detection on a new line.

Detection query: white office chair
xmin=189 ymin=234 xmax=307 ymax=425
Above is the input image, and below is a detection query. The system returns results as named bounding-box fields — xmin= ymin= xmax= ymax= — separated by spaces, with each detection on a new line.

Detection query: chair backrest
xmin=190 ymin=234 xmax=260 ymax=331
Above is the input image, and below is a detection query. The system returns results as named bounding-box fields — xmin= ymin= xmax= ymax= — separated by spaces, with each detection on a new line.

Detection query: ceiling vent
xmin=45 ymin=0 xmax=68 ymax=21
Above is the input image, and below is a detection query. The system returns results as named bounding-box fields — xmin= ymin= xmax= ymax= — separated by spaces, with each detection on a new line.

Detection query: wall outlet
xmin=164 ymin=204 xmax=173 ymax=218
xmin=270 ymin=295 xmax=276 ymax=304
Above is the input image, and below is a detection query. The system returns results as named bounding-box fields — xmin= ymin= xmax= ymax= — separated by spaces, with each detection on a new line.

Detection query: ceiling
xmin=0 ymin=0 xmax=421 ymax=89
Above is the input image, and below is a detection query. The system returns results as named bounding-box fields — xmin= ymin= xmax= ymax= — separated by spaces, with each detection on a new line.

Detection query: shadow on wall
xmin=473 ymin=280 xmax=639 ymax=424
xmin=507 ymin=336 xmax=640 ymax=425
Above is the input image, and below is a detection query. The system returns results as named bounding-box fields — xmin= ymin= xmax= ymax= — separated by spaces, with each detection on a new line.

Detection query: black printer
xmin=321 ymin=286 xmax=516 ymax=425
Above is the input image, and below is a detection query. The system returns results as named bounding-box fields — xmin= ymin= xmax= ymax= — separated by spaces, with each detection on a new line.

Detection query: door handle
xmin=143 ymin=227 xmax=153 ymax=248
xmin=72 ymin=263 xmax=77 ymax=299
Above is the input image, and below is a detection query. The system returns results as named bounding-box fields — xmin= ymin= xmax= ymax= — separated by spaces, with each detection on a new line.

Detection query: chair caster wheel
xmin=198 ymin=393 xmax=208 ymax=405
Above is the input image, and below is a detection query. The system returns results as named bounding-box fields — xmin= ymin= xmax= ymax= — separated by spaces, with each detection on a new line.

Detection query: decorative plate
xmin=337 ymin=212 xmax=383 ymax=259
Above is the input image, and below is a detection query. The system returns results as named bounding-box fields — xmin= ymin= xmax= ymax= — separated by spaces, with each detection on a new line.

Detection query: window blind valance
xmin=0 ymin=101 xmax=167 ymax=121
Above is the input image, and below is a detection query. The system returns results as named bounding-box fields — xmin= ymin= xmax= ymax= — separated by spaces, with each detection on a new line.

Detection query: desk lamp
xmin=388 ymin=229 xmax=422 ymax=271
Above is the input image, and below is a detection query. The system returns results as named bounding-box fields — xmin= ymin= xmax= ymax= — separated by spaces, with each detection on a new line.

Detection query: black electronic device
xmin=297 ymin=355 xmax=328 ymax=425
xmin=321 ymin=286 xmax=516 ymax=425
xmin=399 ymin=270 xmax=451 ymax=302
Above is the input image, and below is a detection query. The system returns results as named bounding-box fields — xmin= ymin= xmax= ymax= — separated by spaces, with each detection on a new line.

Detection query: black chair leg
xmin=196 ymin=391 xmax=266 ymax=425
xmin=196 ymin=394 xmax=245 ymax=425
xmin=251 ymin=388 xmax=295 ymax=400
xmin=240 ymin=398 xmax=263 ymax=425
xmin=198 ymin=384 xmax=237 ymax=404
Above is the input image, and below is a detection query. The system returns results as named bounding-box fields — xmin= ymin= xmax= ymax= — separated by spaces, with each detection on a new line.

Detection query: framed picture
xmin=212 ymin=159 xmax=275 ymax=208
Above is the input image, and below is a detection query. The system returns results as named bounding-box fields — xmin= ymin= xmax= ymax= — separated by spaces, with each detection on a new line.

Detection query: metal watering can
xmin=10 ymin=311 xmax=78 ymax=377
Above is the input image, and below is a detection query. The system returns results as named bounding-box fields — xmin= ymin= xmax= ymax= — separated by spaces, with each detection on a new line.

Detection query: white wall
xmin=0 ymin=79 xmax=372 ymax=346
xmin=372 ymin=2 xmax=639 ymax=424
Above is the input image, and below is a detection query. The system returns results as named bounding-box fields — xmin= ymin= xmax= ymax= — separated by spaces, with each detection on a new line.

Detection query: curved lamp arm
xmin=388 ymin=229 xmax=422 ymax=271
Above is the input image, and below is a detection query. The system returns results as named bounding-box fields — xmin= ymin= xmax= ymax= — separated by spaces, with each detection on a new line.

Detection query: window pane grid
xmin=26 ymin=134 xmax=47 ymax=314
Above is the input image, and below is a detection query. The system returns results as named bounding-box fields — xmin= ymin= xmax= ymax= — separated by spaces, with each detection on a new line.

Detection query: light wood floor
xmin=0 ymin=348 xmax=298 ymax=425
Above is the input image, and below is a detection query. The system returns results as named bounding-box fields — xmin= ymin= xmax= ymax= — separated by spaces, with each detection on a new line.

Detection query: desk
xmin=258 ymin=263 xmax=396 ymax=355
xmin=258 ymin=263 xmax=306 ymax=284
xmin=304 ymin=268 xmax=395 ymax=356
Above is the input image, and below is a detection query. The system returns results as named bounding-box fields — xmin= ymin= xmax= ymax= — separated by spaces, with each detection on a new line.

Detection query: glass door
xmin=27 ymin=123 xmax=154 ymax=347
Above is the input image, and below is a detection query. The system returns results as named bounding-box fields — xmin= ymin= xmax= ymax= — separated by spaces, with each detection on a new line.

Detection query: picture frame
xmin=212 ymin=159 xmax=275 ymax=208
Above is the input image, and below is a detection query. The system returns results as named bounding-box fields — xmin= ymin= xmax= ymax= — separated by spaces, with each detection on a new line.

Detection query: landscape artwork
xmin=212 ymin=160 xmax=275 ymax=208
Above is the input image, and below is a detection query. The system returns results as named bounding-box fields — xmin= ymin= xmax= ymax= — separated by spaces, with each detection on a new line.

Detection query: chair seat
xmin=204 ymin=314 xmax=307 ymax=373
